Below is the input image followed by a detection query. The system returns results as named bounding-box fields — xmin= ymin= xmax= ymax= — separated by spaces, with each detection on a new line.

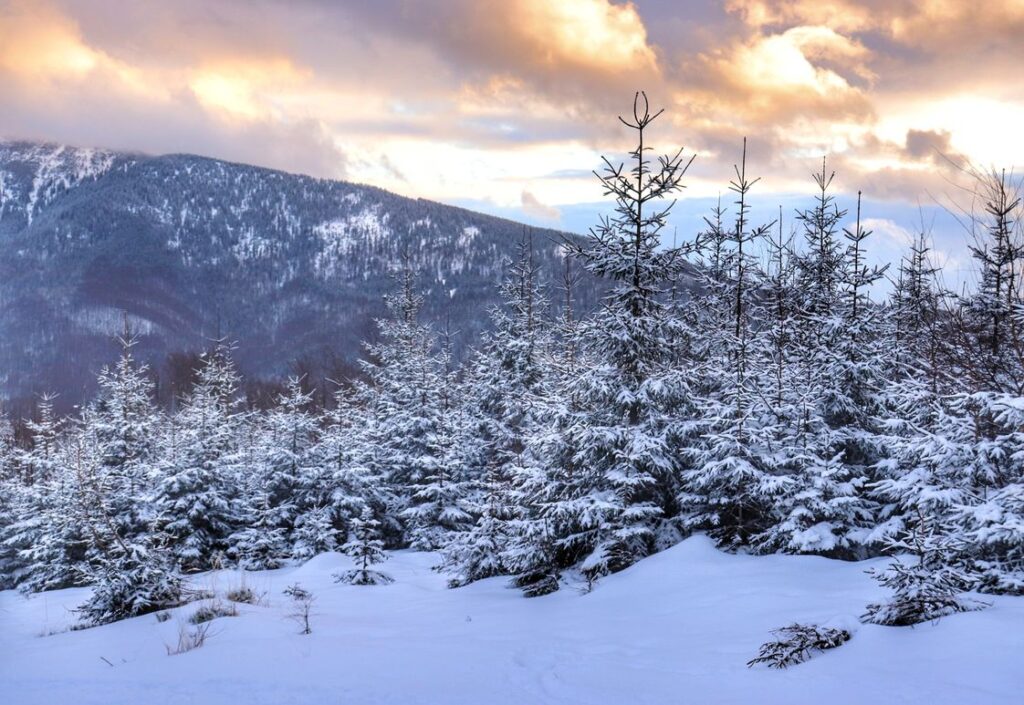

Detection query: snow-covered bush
xmin=862 ymin=557 xmax=986 ymax=626
xmin=747 ymin=623 xmax=851 ymax=668
xmin=76 ymin=542 xmax=183 ymax=626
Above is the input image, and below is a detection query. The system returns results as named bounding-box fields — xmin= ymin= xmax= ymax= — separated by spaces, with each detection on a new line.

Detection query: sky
xmin=2 ymin=0 xmax=1022 ymax=284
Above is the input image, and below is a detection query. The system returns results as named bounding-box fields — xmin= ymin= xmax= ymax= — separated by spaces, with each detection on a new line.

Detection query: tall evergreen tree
xmin=231 ymin=377 xmax=318 ymax=568
xmin=680 ymin=141 xmax=786 ymax=549
xmin=442 ymin=233 xmax=549 ymax=585
xmin=554 ymin=92 xmax=697 ymax=581
xmin=153 ymin=344 xmax=244 ymax=571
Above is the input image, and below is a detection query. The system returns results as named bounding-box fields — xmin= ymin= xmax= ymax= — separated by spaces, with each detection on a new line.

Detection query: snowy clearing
xmin=2 ymin=536 xmax=1021 ymax=705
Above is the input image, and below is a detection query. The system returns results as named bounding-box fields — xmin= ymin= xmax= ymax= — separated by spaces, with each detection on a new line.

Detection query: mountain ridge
xmin=0 ymin=140 xmax=597 ymax=411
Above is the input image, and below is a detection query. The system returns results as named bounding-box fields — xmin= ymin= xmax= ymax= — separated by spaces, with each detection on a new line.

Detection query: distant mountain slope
xmin=0 ymin=142 xmax=597 ymax=408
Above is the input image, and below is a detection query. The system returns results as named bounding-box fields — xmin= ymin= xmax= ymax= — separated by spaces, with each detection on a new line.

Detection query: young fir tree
xmin=231 ymin=377 xmax=318 ymax=568
xmin=552 ymin=93 xmax=697 ymax=582
xmin=335 ymin=505 xmax=393 ymax=585
xmin=86 ymin=329 xmax=161 ymax=549
xmin=6 ymin=395 xmax=95 ymax=592
xmin=955 ymin=170 xmax=1024 ymax=394
xmin=353 ymin=257 xmax=468 ymax=548
xmin=767 ymin=172 xmax=882 ymax=557
xmin=297 ymin=384 xmax=397 ymax=558
xmin=0 ymin=409 xmax=32 ymax=589
xmin=153 ymin=343 xmax=244 ymax=571
xmin=680 ymin=141 xmax=788 ymax=549
xmin=503 ymin=255 xmax=593 ymax=597
xmin=933 ymin=173 xmax=1024 ymax=593
xmin=400 ymin=320 xmax=473 ymax=550
xmin=440 ymin=233 xmax=549 ymax=586
xmin=72 ymin=428 xmax=182 ymax=626
xmin=943 ymin=391 xmax=1024 ymax=594
xmin=862 ymin=510 xmax=984 ymax=626
xmin=871 ymin=233 xmax=952 ymax=548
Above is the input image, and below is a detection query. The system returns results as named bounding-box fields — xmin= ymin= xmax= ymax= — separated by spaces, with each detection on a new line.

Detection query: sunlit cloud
xmin=0 ymin=0 xmax=1020 ymax=247
xmin=189 ymin=58 xmax=312 ymax=122
xmin=0 ymin=0 xmax=167 ymax=100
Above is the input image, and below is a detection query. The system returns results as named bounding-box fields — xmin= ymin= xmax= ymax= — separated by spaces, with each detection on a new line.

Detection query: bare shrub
xmin=283 ymin=583 xmax=314 ymax=635
xmin=166 ymin=622 xmax=212 ymax=656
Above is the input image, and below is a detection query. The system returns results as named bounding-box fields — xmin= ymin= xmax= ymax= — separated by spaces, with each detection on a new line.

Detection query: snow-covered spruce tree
xmin=335 ymin=506 xmax=393 ymax=585
xmin=70 ymin=430 xmax=182 ymax=626
xmin=953 ymin=169 xmax=1024 ymax=394
xmin=680 ymin=141 xmax=789 ymax=550
xmin=764 ymin=174 xmax=883 ymax=558
xmin=934 ymin=172 xmax=1024 ymax=593
xmin=870 ymin=233 xmax=954 ymax=551
xmin=76 ymin=538 xmax=182 ymax=626
xmin=400 ymin=320 xmax=473 ymax=550
xmin=947 ymin=391 xmax=1024 ymax=594
xmin=503 ymin=256 xmax=593 ymax=597
xmin=63 ymin=330 xmax=183 ymax=624
xmin=862 ymin=514 xmax=984 ymax=626
xmin=4 ymin=395 xmax=95 ymax=592
xmin=0 ymin=406 xmax=27 ymax=589
xmin=440 ymin=232 xmax=550 ymax=586
xmin=230 ymin=377 xmax=318 ymax=569
xmin=229 ymin=491 xmax=291 ymax=570
xmin=352 ymin=257 xmax=469 ymax=549
xmin=552 ymin=93 xmax=697 ymax=582
xmin=85 ymin=330 xmax=162 ymax=549
xmin=153 ymin=343 xmax=244 ymax=572
xmin=297 ymin=384 xmax=397 ymax=558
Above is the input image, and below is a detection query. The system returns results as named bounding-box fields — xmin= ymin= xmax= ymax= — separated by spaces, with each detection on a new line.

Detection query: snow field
xmin=2 ymin=536 xmax=1021 ymax=705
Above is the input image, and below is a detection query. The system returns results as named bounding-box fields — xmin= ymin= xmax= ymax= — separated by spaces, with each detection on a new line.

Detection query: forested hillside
xmin=0 ymin=141 xmax=598 ymax=412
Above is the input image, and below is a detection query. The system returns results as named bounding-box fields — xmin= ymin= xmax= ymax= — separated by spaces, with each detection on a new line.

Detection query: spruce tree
xmin=334 ymin=506 xmax=393 ymax=585
xmin=504 ymin=256 xmax=591 ymax=596
xmin=7 ymin=395 xmax=93 ymax=592
xmin=680 ymin=141 xmax=786 ymax=549
xmin=231 ymin=377 xmax=318 ymax=568
xmin=442 ymin=232 xmax=549 ymax=586
xmin=401 ymin=322 xmax=472 ymax=550
xmin=766 ymin=173 xmax=882 ymax=557
xmin=555 ymin=93 xmax=697 ymax=581
xmin=153 ymin=344 xmax=243 ymax=571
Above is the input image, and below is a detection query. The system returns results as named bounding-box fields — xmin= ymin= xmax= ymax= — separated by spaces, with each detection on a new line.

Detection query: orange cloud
xmin=190 ymin=58 xmax=312 ymax=122
xmin=727 ymin=0 xmax=1024 ymax=52
xmin=516 ymin=0 xmax=658 ymax=74
xmin=0 ymin=0 xmax=1021 ymax=221
xmin=0 ymin=0 xmax=163 ymax=99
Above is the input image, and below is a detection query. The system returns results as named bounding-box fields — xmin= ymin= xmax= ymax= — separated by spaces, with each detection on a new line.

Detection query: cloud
xmin=862 ymin=217 xmax=916 ymax=247
xmin=681 ymin=25 xmax=874 ymax=127
xmin=0 ymin=0 xmax=1020 ymax=228
xmin=521 ymin=190 xmax=561 ymax=221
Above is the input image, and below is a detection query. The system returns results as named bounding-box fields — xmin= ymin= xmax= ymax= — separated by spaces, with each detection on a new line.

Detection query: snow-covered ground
xmin=2 ymin=536 xmax=1021 ymax=705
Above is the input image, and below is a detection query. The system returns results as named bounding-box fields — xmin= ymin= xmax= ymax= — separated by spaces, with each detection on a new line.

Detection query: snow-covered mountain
xmin=0 ymin=141 xmax=593 ymax=408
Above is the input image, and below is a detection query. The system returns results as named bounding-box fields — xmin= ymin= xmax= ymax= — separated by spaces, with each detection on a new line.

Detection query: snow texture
xmin=1 ymin=536 xmax=1020 ymax=705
